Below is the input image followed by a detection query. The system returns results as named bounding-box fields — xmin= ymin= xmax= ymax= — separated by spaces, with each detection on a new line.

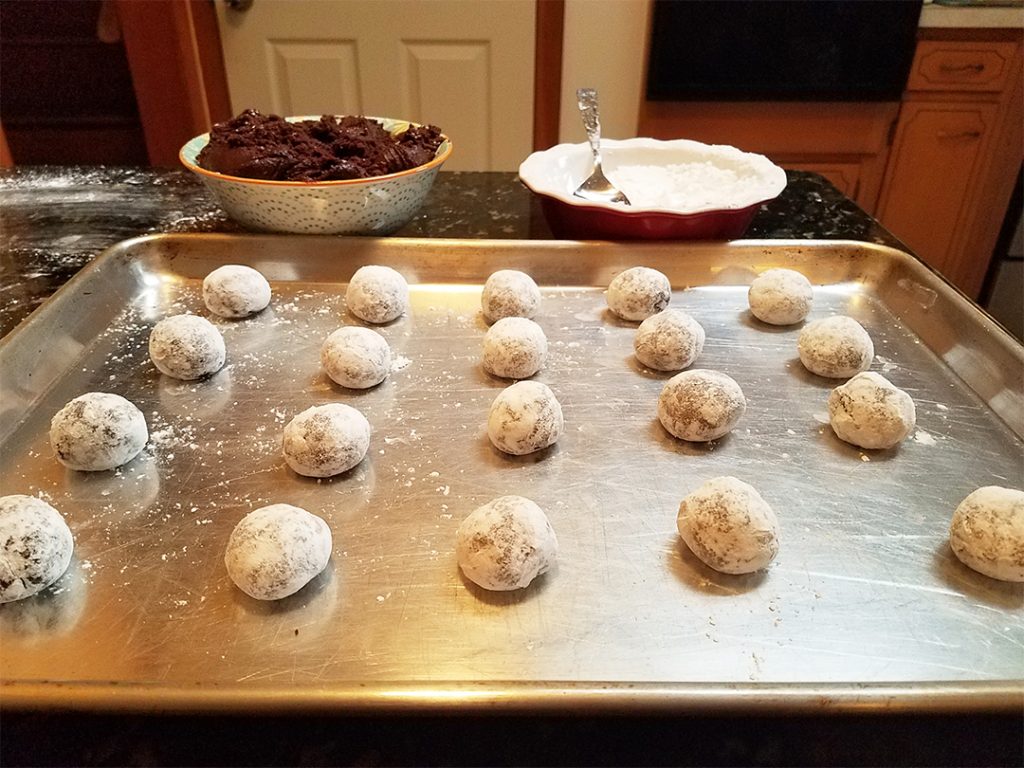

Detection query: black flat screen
xmin=646 ymin=0 xmax=922 ymax=101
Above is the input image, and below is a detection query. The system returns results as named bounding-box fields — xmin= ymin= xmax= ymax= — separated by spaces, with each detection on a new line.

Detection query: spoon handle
xmin=576 ymin=88 xmax=603 ymax=166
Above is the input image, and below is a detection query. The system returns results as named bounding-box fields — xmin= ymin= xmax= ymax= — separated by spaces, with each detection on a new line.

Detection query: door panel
xmin=216 ymin=0 xmax=535 ymax=171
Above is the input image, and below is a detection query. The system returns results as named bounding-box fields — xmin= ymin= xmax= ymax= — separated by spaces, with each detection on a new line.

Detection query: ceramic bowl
xmin=518 ymin=138 xmax=786 ymax=240
xmin=180 ymin=116 xmax=452 ymax=235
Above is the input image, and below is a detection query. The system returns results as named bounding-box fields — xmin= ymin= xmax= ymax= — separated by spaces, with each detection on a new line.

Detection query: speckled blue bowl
xmin=180 ymin=116 xmax=452 ymax=235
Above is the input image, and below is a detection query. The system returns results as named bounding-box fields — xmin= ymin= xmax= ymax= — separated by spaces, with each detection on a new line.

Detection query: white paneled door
xmin=215 ymin=0 xmax=536 ymax=171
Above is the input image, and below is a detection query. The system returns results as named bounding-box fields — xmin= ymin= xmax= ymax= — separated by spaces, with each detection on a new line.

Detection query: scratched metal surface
xmin=1 ymin=236 xmax=1021 ymax=712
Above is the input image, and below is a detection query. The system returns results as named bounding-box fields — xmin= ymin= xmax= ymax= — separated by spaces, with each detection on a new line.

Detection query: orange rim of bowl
xmin=179 ymin=123 xmax=452 ymax=187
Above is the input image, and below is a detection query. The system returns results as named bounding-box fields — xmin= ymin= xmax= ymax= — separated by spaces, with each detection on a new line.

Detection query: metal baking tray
xmin=1 ymin=235 xmax=1021 ymax=714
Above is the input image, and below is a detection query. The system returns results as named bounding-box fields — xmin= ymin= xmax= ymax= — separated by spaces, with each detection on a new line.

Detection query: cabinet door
xmin=876 ymin=101 xmax=998 ymax=289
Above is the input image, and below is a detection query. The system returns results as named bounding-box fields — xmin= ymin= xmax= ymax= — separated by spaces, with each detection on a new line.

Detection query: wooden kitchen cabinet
xmin=876 ymin=33 xmax=1023 ymax=298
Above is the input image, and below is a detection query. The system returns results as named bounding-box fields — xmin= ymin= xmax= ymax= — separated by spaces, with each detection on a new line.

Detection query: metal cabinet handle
xmin=936 ymin=130 xmax=982 ymax=140
xmin=939 ymin=62 xmax=985 ymax=74
xmin=223 ymin=0 xmax=254 ymax=11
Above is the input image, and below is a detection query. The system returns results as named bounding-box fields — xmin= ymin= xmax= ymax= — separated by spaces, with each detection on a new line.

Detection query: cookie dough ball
xmin=149 ymin=314 xmax=226 ymax=380
xmin=748 ymin=268 xmax=813 ymax=325
xmin=202 ymin=264 xmax=272 ymax=318
xmin=797 ymin=316 xmax=873 ymax=378
xmin=0 ymin=496 xmax=74 ymax=603
xmin=456 ymin=496 xmax=558 ymax=591
xmin=658 ymin=370 xmax=746 ymax=442
xmin=487 ymin=381 xmax=563 ymax=455
xmin=321 ymin=326 xmax=392 ymax=389
xmin=677 ymin=477 xmax=779 ymax=575
xmin=827 ymin=372 xmax=916 ymax=450
xmin=949 ymin=486 xmax=1024 ymax=583
xmin=634 ymin=309 xmax=705 ymax=372
xmin=345 ymin=265 xmax=409 ymax=324
xmin=282 ymin=403 xmax=370 ymax=478
xmin=50 ymin=392 xmax=148 ymax=471
xmin=225 ymin=503 xmax=332 ymax=600
xmin=481 ymin=269 xmax=541 ymax=323
xmin=607 ymin=267 xmax=672 ymax=322
xmin=482 ymin=317 xmax=548 ymax=379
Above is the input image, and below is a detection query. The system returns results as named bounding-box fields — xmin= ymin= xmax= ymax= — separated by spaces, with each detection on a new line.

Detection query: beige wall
xmin=558 ymin=0 xmax=650 ymax=144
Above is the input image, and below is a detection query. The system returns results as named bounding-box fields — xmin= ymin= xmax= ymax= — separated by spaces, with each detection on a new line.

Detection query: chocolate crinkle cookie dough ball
xmin=196 ymin=109 xmax=444 ymax=182
xmin=321 ymin=326 xmax=392 ymax=389
xmin=282 ymin=403 xmax=371 ymax=478
xmin=487 ymin=381 xmax=564 ymax=455
xmin=456 ymin=496 xmax=558 ymax=591
xmin=482 ymin=317 xmax=548 ymax=379
xmin=658 ymin=370 xmax=746 ymax=442
xmin=748 ymin=268 xmax=813 ymax=326
xmin=606 ymin=267 xmax=672 ymax=322
xmin=677 ymin=477 xmax=779 ymax=575
xmin=634 ymin=308 xmax=705 ymax=372
xmin=949 ymin=486 xmax=1024 ymax=582
xmin=827 ymin=372 xmax=916 ymax=450
xmin=203 ymin=264 xmax=272 ymax=318
xmin=797 ymin=316 xmax=873 ymax=378
xmin=0 ymin=496 xmax=74 ymax=603
xmin=481 ymin=270 xmax=541 ymax=323
xmin=50 ymin=392 xmax=148 ymax=471
xmin=149 ymin=314 xmax=226 ymax=380
xmin=225 ymin=503 xmax=332 ymax=600
xmin=345 ymin=265 xmax=409 ymax=324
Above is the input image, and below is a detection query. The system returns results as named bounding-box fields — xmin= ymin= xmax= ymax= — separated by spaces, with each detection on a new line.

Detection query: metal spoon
xmin=573 ymin=88 xmax=630 ymax=206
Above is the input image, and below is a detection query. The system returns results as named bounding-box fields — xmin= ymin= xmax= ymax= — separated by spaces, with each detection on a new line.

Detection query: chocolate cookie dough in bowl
xmin=180 ymin=111 xmax=452 ymax=234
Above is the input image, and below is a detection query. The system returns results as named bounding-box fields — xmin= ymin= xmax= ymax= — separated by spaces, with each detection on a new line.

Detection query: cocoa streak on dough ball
xmin=203 ymin=264 xmax=272 ymax=319
xmin=321 ymin=326 xmax=392 ymax=389
xmin=149 ymin=314 xmax=226 ymax=380
xmin=481 ymin=270 xmax=541 ymax=323
xmin=49 ymin=392 xmax=149 ymax=471
xmin=482 ymin=317 xmax=548 ymax=379
xmin=606 ymin=267 xmax=672 ymax=322
xmin=827 ymin=372 xmax=916 ymax=450
xmin=677 ymin=477 xmax=779 ymax=575
xmin=658 ymin=370 xmax=746 ymax=442
xmin=949 ymin=486 xmax=1024 ymax=583
xmin=224 ymin=503 xmax=332 ymax=600
xmin=0 ymin=495 xmax=75 ymax=604
xmin=487 ymin=381 xmax=564 ymax=455
xmin=456 ymin=495 xmax=558 ymax=591
xmin=345 ymin=265 xmax=409 ymax=324
xmin=797 ymin=316 xmax=873 ymax=379
xmin=634 ymin=308 xmax=705 ymax=372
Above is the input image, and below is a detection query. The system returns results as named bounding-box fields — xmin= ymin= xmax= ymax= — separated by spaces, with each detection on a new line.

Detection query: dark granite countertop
xmin=0 ymin=168 xmax=901 ymax=339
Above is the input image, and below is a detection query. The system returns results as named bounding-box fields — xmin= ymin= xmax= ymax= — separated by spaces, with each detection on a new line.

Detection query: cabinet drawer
xmin=908 ymin=41 xmax=1017 ymax=92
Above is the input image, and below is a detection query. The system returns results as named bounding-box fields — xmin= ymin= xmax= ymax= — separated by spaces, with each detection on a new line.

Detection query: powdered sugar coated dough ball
xmin=949 ymin=486 xmax=1024 ymax=582
xmin=634 ymin=309 xmax=705 ymax=371
xmin=481 ymin=270 xmax=541 ymax=323
xmin=482 ymin=317 xmax=548 ymax=379
xmin=798 ymin=316 xmax=873 ymax=378
xmin=346 ymin=265 xmax=409 ymax=324
xmin=321 ymin=326 xmax=392 ymax=389
xmin=50 ymin=392 xmax=148 ymax=471
xmin=0 ymin=495 xmax=74 ymax=603
xmin=658 ymin=370 xmax=746 ymax=442
xmin=149 ymin=314 xmax=226 ymax=380
xmin=202 ymin=264 xmax=272 ymax=318
xmin=282 ymin=403 xmax=370 ymax=477
xmin=677 ymin=477 xmax=779 ymax=575
xmin=487 ymin=381 xmax=564 ymax=455
xmin=748 ymin=268 xmax=813 ymax=325
xmin=225 ymin=503 xmax=332 ymax=600
xmin=828 ymin=372 xmax=916 ymax=450
xmin=456 ymin=496 xmax=558 ymax=591
xmin=607 ymin=267 xmax=671 ymax=321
